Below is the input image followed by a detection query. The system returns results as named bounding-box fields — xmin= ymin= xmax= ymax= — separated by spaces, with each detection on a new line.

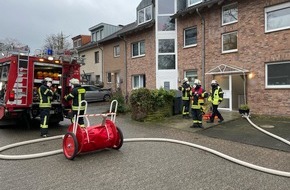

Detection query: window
xmin=185 ymin=70 xmax=198 ymax=86
xmin=265 ymin=2 xmax=290 ymax=33
xmin=158 ymin=16 xmax=175 ymax=31
xmin=158 ymin=39 xmax=175 ymax=70
xmin=107 ymin=72 xmax=112 ymax=83
xmin=132 ymin=75 xmax=145 ymax=89
xmin=266 ymin=61 xmax=290 ymax=88
xmin=138 ymin=5 xmax=152 ymax=25
xmin=222 ymin=31 xmax=238 ymax=53
xmin=132 ymin=41 xmax=145 ymax=57
xmin=158 ymin=0 xmax=174 ymax=14
xmin=94 ymin=51 xmax=99 ymax=63
xmin=95 ymin=75 xmax=100 ymax=83
xmin=114 ymin=45 xmax=120 ymax=57
xmin=73 ymin=39 xmax=81 ymax=48
xmin=184 ymin=27 xmax=197 ymax=47
xmin=222 ymin=3 xmax=238 ymax=25
xmin=188 ymin=0 xmax=203 ymax=7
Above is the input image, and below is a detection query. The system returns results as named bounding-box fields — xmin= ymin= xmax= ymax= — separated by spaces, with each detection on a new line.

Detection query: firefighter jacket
xmin=191 ymin=86 xmax=208 ymax=109
xmin=178 ymin=82 xmax=192 ymax=101
xmin=64 ymin=85 xmax=86 ymax=111
xmin=38 ymin=84 xmax=54 ymax=108
xmin=208 ymin=86 xmax=224 ymax=105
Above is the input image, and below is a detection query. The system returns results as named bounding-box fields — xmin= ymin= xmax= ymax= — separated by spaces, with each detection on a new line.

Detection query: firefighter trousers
xmin=72 ymin=110 xmax=85 ymax=127
xmin=182 ymin=100 xmax=190 ymax=117
xmin=191 ymin=108 xmax=203 ymax=127
xmin=210 ymin=104 xmax=224 ymax=121
xmin=40 ymin=108 xmax=50 ymax=136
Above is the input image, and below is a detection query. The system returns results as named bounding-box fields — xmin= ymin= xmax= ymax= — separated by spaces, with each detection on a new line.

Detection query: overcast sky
xmin=0 ymin=0 xmax=140 ymax=53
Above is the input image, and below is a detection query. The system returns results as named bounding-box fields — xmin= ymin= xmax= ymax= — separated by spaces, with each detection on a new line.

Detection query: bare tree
xmin=43 ymin=32 xmax=71 ymax=51
xmin=0 ymin=38 xmax=26 ymax=51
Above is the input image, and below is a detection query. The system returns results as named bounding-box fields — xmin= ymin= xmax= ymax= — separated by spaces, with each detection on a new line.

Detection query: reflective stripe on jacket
xmin=208 ymin=86 xmax=223 ymax=105
xmin=38 ymin=85 xmax=53 ymax=108
xmin=178 ymin=83 xmax=192 ymax=101
xmin=191 ymin=87 xmax=207 ymax=109
xmin=64 ymin=85 xmax=86 ymax=111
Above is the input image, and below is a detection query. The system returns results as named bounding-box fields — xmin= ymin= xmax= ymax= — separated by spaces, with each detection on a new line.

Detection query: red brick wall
xmin=177 ymin=0 xmax=290 ymax=116
xmin=125 ymin=27 xmax=156 ymax=94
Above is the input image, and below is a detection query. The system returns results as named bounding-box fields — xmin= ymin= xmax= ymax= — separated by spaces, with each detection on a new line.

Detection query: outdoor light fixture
xmin=248 ymin=73 xmax=254 ymax=79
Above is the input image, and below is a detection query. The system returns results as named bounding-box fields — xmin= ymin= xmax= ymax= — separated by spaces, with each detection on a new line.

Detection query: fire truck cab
xmin=0 ymin=48 xmax=82 ymax=127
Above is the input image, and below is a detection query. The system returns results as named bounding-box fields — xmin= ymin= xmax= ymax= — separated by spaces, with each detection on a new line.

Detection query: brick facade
xmin=177 ymin=0 xmax=290 ymax=116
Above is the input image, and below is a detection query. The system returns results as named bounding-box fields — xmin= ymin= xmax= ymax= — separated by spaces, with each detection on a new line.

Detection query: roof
xmin=205 ymin=64 xmax=249 ymax=75
xmin=172 ymin=0 xmax=224 ymax=18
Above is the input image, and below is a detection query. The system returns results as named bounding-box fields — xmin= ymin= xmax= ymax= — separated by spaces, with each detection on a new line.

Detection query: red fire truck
xmin=0 ymin=48 xmax=82 ymax=127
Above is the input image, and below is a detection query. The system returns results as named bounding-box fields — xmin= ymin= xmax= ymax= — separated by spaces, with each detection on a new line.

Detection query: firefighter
xmin=64 ymin=78 xmax=86 ymax=127
xmin=178 ymin=77 xmax=192 ymax=119
xmin=191 ymin=79 xmax=208 ymax=128
xmin=38 ymin=77 xmax=54 ymax=137
xmin=207 ymin=80 xmax=224 ymax=123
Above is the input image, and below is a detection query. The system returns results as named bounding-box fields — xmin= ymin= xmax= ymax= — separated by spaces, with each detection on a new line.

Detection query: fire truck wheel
xmin=63 ymin=132 xmax=78 ymax=160
xmin=113 ymin=127 xmax=123 ymax=150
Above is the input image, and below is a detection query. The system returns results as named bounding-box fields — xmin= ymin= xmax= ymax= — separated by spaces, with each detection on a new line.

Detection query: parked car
xmin=81 ymin=85 xmax=112 ymax=102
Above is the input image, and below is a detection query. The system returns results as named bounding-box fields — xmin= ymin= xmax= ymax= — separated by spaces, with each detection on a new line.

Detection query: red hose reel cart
xmin=63 ymin=100 xmax=123 ymax=160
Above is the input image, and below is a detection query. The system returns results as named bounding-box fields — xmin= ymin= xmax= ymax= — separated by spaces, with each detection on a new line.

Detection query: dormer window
xmin=138 ymin=5 xmax=152 ymax=25
xmin=188 ymin=0 xmax=203 ymax=7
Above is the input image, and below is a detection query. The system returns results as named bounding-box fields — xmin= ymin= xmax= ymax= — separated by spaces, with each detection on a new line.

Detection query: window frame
xmin=265 ymin=2 xmax=290 ymax=33
xmin=107 ymin=72 xmax=112 ymax=83
xmin=184 ymin=27 xmax=197 ymax=47
xmin=222 ymin=2 xmax=238 ymax=26
xmin=94 ymin=51 xmax=99 ymax=64
xmin=132 ymin=74 xmax=145 ymax=89
xmin=114 ymin=45 xmax=120 ymax=57
xmin=188 ymin=0 xmax=203 ymax=7
xmin=222 ymin=31 xmax=238 ymax=54
xmin=265 ymin=61 xmax=290 ymax=89
xmin=132 ymin=41 xmax=145 ymax=58
xmin=138 ymin=5 xmax=153 ymax=25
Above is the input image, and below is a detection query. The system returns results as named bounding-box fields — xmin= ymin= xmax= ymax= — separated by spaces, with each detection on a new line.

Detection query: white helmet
xmin=194 ymin=79 xmax=201 ymax=85
xmin=69 ymin=78 xmax=80 ymax=85
xmin=183 ymin=78 xmax=188 ymax=82
xmin=44 ymin=77 xmax=52 ymax=82
xmin=211 ymin=80 xmax=218 ymax=85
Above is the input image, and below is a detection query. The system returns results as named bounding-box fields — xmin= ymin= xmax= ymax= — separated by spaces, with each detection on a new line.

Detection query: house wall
xmin=177 ymin=0 xmax=290 ymax=116
xmin=79 ymin=47 xmax=103 ymax=83
xmin=103 ymin=40 xmax=126 ymax=92
xmin=126 ymin=27 xmax=156 ymax=93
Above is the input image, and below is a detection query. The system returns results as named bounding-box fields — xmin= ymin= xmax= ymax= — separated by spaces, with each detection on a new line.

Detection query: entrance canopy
xmin=206 ymin=64 xmax=249 ymax=75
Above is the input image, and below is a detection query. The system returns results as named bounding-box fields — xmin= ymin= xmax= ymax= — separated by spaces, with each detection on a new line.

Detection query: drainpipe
xmin=98 ymin=44 xmax=104 ymax=86
xmin=196 ymin=8 xmax=205 ymax=87
xmin=118 ymin=35 xmax=128 ymax=103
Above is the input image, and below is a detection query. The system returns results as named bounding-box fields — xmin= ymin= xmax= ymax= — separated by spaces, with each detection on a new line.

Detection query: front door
xmin=214 ymin=75 xmax=231 ymax=110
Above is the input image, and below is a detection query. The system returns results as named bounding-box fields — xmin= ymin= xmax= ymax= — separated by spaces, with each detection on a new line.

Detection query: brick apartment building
xmin=83 ymin=0 xmax=290 ymax=116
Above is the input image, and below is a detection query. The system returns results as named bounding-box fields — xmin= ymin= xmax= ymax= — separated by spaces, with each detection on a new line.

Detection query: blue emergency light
xmin=47 ymin=49 xmax=53 ymax=55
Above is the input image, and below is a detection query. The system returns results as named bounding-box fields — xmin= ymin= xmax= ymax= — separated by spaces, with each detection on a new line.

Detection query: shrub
xmin=129 ymin=87 xmax=175 ymax=121
xmin=110 ymin=91 xmax=129 ymax=113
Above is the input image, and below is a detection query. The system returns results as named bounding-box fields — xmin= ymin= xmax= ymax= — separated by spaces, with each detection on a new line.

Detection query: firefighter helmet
xmin=44 ymin=77 xmax=52 ymax=82
xmin=194 ymin=79 xmax=201 ymax=85
xmin=211 ymin=80 xmax=218 ymax=85
xmin=69 ymin=78 xmax=80 ymax=85
xmin=183 ymin=78 xmax=188 ymax=82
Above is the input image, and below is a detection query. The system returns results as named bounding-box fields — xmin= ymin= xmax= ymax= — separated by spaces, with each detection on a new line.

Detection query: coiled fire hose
xmin=0 ymin=115 xmax=290 ymax=178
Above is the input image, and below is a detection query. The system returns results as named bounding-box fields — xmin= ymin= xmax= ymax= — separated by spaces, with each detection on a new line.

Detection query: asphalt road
xmin=0 ymin=102 xmax=290 ymax=190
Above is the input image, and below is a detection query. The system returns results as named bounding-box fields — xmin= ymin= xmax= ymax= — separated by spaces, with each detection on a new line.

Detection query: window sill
xmin=183 ymin=44 xmax=197 ymax=49
xmin=132 ymin=54 xmax=145 ymax=59
xmin=222 ymin=50 xmax=238 ymax=54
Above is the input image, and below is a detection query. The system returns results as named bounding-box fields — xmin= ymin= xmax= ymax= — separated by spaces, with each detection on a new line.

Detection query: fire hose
xmin=0 ymin=115 xmax=290 ymax=178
